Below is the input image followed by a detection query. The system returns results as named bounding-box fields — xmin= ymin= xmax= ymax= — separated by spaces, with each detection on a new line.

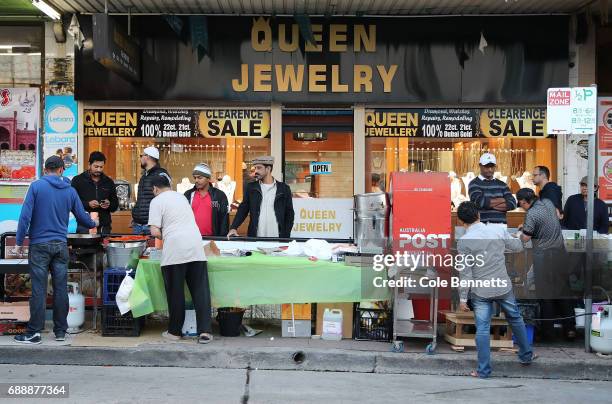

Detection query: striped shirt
xmin=468 ymin=176 xmax=517 ymax=224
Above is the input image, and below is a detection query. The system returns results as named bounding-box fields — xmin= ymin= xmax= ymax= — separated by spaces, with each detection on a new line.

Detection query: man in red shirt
xmin=184 ymin=163 xmax=229 ymax=236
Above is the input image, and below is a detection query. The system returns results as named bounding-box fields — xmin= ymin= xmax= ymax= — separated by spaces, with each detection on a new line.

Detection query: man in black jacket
xmin=228 ymin=156 xmax=294 ymax=238
xmin=532 ymin=165 xmax=563 ymax=219
xmin=184 ymin=163 xmax=229 ymax=236
xmin=132 ymin=146 xmax=171 ymax=235
xmin=71 ymin=151 xmax=118 ymax=235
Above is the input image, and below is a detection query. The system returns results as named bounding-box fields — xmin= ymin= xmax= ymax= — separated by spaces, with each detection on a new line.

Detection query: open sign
xmin=310 ymin=162 xmax=332 ymax=175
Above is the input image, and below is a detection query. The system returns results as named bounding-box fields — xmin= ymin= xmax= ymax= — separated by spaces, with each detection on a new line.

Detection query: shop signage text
xmin=546 ymin=87 xmax=598 ymax=135
xmin=366 ymin=108 xmax=552 ymax=138
xmin=83 ymin=109 xmax=270 ymax=138
xmin=231 ymin=18 xmax=397 ymax=95
xmin=291 ymin=198 xmax=353 ymax=239
xmin=310 ymin=162 xmax=332 ymax=175
xmin=93 ymin=14 xmax=141 ymax=83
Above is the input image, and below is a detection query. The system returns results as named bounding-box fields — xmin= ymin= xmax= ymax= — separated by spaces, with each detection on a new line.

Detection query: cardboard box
xmin=281 ymin=320 xmax=312 ymax=338
xmin=0 ymin=302 xmax=30 ymax=322
xmin=281 ymin=303 xmax=312 ymax=320
xmin=315 ymin=303 xmax=354 ymax=339
xmin=0 ymin=321 xmax=27 ymax=336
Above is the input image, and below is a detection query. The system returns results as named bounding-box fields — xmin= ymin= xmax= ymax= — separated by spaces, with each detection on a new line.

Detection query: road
xmin=1 ymin=364 xmax=610 ymax=403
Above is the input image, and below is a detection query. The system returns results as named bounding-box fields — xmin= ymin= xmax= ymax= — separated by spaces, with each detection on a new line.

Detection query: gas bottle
xmin=590 ymin=305 xmax=612 ymax=354
xmin=321 ymin=308 xmax=343 ymax=341
xmin=67 ymin=282 xmax=85 ymax=332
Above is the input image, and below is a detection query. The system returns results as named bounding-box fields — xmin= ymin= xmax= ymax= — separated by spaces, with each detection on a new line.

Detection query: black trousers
xmin=162 ymin=261 xmax=212 ymax=336
xmin=532 ymin=248 xmax=575 ymax=338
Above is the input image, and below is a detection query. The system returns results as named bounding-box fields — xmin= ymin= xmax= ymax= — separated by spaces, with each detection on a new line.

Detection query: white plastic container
xmin=321 ymin=308 xmax=343 ymax=341
xmin=590 ymin=305 xmax=612 ymax=355
xmin=67 ymin=282 xmax=85 ymax=332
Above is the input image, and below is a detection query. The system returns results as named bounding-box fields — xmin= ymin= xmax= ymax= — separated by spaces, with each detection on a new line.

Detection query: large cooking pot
xmin=106 ymin=241 xmax=147 ymax=269
xmin=354 ymin=192 xmax=388 ymax=217
xmin=67 ymin=233 xmax=103 ymax=247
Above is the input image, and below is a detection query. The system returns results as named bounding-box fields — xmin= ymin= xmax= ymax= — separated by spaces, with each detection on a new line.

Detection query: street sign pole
xmin=584 ymin=129 xmax=596 ymax=352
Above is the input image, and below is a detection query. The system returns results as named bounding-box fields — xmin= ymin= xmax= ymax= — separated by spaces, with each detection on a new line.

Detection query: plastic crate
xmin=353 ymin=305 xmax=393 ymax=342
xmin=101 ymin=305 xmax=144 ymax=337
xmin=103 ymin=268 xmax=136 ymax=306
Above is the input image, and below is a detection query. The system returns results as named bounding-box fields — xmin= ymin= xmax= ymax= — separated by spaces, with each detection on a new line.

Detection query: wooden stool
xmin=441 ymin=310 xmax=514 ymax=349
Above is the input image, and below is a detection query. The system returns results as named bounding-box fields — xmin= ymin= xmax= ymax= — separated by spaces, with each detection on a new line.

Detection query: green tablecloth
xmin=129 ymin=253 xmax=389 ymax=318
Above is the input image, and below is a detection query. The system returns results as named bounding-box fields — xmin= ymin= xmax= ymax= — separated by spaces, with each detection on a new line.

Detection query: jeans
xmin=132 ymin=222 xmax=150 ymax=235
xmin=162 ymin=261 xmax=212 ymax=336
xmin=27 ymin=241 xmax=69 ymax=335
xmin=472 ymin=292 xmax=534 ymax=378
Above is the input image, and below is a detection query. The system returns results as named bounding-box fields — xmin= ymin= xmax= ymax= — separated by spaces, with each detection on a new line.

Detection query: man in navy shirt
xmin=532 ymin=165 xmax=562 ymax=219
xmin=563 ymin=176 xmax=609 ymax=234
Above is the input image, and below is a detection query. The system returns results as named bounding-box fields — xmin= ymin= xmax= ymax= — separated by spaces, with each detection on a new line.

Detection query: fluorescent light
xmin=0 ymin=52 xmax=41 ymax=56
xmin=32 ymin=0 xmax=61 ymax=20
xmin=0 ymin=45 xmax=30 ymax=49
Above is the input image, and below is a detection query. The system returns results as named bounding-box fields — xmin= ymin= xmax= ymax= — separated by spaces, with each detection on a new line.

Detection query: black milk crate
xmin=103 ymin=267 xmax=136 ymax=306
xmin=353 ymin=305 xmax=393 ymax=342
xmin=101 ymin=305 xmax=144 ymax=337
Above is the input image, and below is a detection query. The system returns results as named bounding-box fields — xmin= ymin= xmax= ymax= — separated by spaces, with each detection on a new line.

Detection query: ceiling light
xmin=32 ymin=0 xmax=61 ymax=20
xmin=0 ymin=45 xmax=30 ymax=49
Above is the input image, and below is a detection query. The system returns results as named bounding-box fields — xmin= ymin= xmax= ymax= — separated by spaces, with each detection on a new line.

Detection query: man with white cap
xmin=184 ymin=163 xmax=229 ymax=236
xmin=468 ymin=153 xmax=516 ymax=225
xmin=228 ymin=156 xmax=294 ymax=238
xmin=132 ymin=146 xmax=171 ymax=235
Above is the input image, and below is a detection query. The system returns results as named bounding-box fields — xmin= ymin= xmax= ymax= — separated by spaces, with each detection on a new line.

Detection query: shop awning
xmin=6 ymin=0 xmax=610 ymax=17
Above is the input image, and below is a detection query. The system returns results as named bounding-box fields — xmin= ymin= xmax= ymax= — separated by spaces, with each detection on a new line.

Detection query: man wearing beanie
xmin=14 ymin=156 xmax=98 ymax=344
xmin=184 ymin=163 xmax=229 ymax=236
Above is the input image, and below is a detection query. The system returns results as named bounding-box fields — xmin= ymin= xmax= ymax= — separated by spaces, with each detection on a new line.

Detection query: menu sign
xmin=366 ymin=107 xmax=552 ymax=138
xmin=83 ymin=109 xmax=270 ymax=138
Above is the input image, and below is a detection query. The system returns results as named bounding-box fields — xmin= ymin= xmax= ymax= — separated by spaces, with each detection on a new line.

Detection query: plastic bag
xmin=116 ymin=270 xmax=134 ymax=315
xmin=303 ymin=239 xmax=332 ymax=260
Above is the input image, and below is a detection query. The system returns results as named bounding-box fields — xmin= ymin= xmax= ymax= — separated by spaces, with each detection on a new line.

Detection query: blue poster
xmin=44 ymin=95 xmax=79 ymax=231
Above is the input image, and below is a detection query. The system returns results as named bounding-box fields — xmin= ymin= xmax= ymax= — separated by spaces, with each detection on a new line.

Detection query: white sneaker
xmin=162 ymin=331 xmax=181 ymax=341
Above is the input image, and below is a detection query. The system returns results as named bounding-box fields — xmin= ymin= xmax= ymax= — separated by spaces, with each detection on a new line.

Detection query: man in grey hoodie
xmin=14 ymin=156 xmax=97 ymax=345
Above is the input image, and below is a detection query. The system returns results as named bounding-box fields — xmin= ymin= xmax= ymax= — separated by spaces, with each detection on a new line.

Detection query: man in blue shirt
xmin=14 ymin=156 xmax=97 ymax=345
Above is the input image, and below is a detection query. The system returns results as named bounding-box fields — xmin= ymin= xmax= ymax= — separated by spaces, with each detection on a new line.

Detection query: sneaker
xmin=198 ymin=333 xmax=213 ymax=344
xmin=14 ymin=333 xmax=42 ymax=345
xmin=55 ymin=333 xmax=66 ymax=342
xmin=520 ymin=352 xmax=539 ymax=366
xmin=162 ymin=331 xmax=181 ymax=342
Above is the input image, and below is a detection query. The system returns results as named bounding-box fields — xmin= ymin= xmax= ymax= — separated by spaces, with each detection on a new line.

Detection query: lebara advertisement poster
xmin=0 ymin=88 xmax=40 ymax=234
xmin=44 ymin=95 xmax=79 ymax=232
xmin=44 ymin=95 xmax=78 ymax=179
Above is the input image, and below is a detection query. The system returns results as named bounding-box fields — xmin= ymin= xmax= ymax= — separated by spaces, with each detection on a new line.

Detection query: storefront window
xmin=366 ymin=137 xmax=556 ymax=203
xmin=283 ymin=114 xmax=354 ymax=198
xmin=84 ymin=137 xmax=270 ymax=206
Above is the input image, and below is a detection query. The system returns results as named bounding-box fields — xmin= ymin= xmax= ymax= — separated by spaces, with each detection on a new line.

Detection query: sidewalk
xmin=1 ymin=320 xmax=610 ymax=381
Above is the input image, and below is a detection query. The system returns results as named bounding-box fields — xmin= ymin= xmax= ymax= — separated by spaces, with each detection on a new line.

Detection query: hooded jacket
xmin=16 ymin=175 xmax=96 ymax=245
xmin=132 ymin=165 xmax=171 ymax=225
xmin=184 ymin=186 xmax=229 ymax=236
xmin=538 ymin=181 xmax=563 ymax=212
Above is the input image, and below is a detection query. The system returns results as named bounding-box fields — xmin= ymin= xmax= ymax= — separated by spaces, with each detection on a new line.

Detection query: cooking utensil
xmin=67 ymin=233 xmax=102 ymax=247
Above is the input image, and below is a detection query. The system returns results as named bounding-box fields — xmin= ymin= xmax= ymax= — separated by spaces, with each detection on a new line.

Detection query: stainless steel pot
xmin=354 ymin=192 xmax=388 ymax=217
xmin=67 ymin=233 xmax=102 ymax=247
xmin=106 ymin=241 xmax=146 ymax=269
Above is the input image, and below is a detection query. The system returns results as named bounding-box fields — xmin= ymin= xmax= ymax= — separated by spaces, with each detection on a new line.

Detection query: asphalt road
xmin=1 ymin=364 xmax=610 ymax=403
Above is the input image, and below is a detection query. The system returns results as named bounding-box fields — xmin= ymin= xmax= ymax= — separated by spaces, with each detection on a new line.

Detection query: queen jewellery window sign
xmin=83 ymin=109 xmax=271 ymax=138
xmin=365 ymin=108 xmax=554 ymax=138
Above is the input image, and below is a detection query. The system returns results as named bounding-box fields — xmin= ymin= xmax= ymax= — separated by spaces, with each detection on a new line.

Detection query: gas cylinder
xmin=67 ymin=282 xmax=85 ymax=332
xmin=590 ymin=305 xmax=612 ymax=355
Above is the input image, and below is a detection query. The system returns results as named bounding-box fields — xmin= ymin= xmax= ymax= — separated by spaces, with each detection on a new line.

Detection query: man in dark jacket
xmin=228 ymin=156 xmax=294 ymax=238
xmin=184 ymin=163 xmax=229 ymax=236
xmin=532 ymin=165 xmax=562 ymax=219
xmin=14 ymin=156 xmax=97 ymax=344
xmin=563 ymin=176 xmax=609 ymax=234
xmin=132 ymin=146 xmax=171 ymax=235
xmin=71 ymin=151 xmax=118 ymax=235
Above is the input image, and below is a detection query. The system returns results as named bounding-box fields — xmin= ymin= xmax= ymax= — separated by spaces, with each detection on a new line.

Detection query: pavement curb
xmin=1 ymin=345 xmax=611 ymax=381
